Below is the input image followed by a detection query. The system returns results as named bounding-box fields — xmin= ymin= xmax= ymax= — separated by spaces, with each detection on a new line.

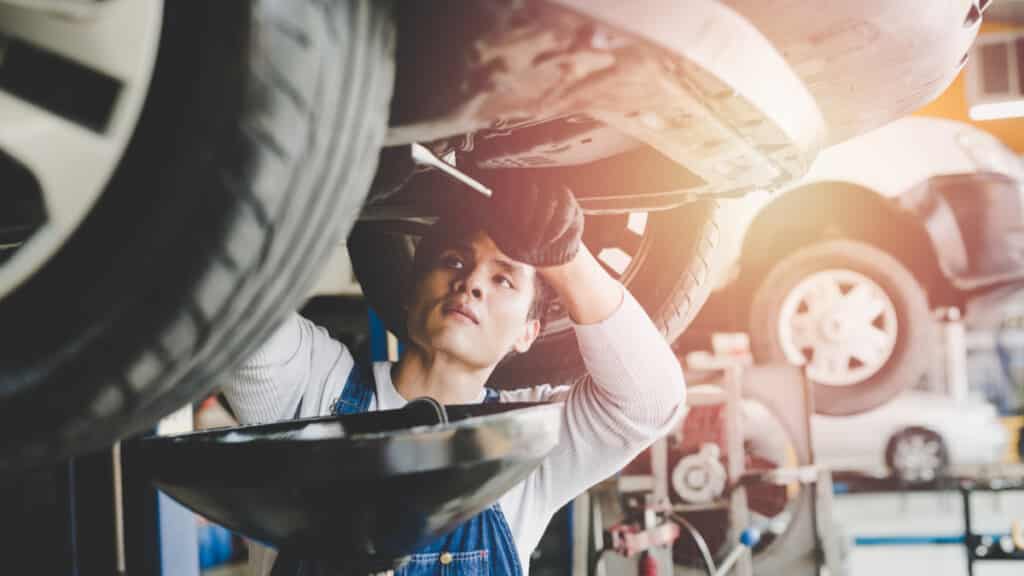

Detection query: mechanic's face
xmin=406 ymin=230 xmax=541 ymax=369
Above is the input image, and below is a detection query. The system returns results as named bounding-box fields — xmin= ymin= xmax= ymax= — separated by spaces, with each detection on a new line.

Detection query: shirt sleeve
xmin=498 ymin=287 xmax=686 ymax=557
xmin=220 ymin=313 xmax=355 ymax=424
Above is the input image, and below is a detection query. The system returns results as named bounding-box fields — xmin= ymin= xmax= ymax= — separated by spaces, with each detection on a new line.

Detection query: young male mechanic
xmin=223 ymin=185 xmax=687 ymax=575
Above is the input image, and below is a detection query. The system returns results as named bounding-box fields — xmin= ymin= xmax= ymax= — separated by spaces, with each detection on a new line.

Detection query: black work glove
xmin=484 ymin=183 xmax=584 ymax=267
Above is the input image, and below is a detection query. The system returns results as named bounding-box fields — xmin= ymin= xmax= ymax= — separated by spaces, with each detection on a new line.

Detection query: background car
xmin=678 ymin=117 xmax=1024 ymax=415
xmin=0 ymin=0 xmax=980 ymax=471
xmin=812 ymin=391 xmax=1009 ymax=484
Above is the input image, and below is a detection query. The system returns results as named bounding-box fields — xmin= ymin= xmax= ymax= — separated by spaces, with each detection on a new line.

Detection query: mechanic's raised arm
xmin=221 ymin=313 xmax=355 ymax=424
xmin=486 ymin=185 xmax=686 ymax=523
xmin=537 ymin=244 xmax=624 ymax=325
xmin=484 ymin=183 xmax=624 ymax=325
xmin=540 ymin=246 xmax=686 ymax=500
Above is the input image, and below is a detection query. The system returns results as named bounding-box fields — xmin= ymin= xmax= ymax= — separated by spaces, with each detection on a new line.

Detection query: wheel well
xmin=736 ymin=182 xmax=957 ymax=309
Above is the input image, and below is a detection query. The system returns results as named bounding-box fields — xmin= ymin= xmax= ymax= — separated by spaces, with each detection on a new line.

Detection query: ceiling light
xmin=968 ymin=100 xmax=1024 ymax=121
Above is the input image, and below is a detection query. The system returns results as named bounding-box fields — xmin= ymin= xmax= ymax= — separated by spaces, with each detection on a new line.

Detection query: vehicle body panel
xmin=711 ymin=117 xmax=1024 ymax=291
xmin=901 ymin=171 xmax=1024 ymax=292
xmin=366 ymin=0 xmax=979 ymax=223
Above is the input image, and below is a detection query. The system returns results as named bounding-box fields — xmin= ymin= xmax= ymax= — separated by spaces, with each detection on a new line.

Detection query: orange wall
xmin=915 ymin=21 xmax=1024 ymax=153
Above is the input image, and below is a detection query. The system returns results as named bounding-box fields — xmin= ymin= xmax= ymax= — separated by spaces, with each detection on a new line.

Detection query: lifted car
xmin=0 ymin=0 xmax=983 ymax=471
xmin=680 ymin=117 xmax=1024 ymax=415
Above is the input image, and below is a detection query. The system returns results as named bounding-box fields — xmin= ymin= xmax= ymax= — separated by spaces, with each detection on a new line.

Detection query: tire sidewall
xmin=0 ymin=0 xmax=395 ymax=469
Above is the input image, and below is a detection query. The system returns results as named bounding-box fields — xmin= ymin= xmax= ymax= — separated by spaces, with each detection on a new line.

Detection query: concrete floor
xmin=834 ymin=490 xmax=1024 ymax=576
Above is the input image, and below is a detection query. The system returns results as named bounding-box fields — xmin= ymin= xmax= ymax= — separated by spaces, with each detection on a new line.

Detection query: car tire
xmin=0 ymin=0 xmax=395 ymax=471
xmin=885 ymin=426 xmax=949 ymax=485
xmin=349 ymin=199 xmax=719 ymax=388
xmin=749 ymin=239 xmax=931 ymax=416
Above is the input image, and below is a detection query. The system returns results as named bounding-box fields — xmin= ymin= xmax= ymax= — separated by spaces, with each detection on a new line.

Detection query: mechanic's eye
xmin=440 ymin=253 xmax=464 ymax=269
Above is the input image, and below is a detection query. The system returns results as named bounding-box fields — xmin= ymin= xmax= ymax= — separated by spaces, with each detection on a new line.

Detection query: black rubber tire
xmin=349 ymin=199 xmax=719 ymax=388
xmin=749 ymin=239 xmax=932 ymax=416
xmin=0 ymin=0 xmax=394 ymax=471
xmin=884 ymin=426 xmax=949 ymax=485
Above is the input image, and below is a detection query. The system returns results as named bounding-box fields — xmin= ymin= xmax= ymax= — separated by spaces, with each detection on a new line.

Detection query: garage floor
xmin=834 ymin=490 xmax=1024 ymax=575
xmin=196 ymin=490 xmax=1023 ymax=575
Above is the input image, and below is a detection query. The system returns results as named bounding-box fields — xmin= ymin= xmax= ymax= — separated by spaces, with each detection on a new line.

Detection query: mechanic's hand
xmin=485 ymin=183 xmax=584 ymax=268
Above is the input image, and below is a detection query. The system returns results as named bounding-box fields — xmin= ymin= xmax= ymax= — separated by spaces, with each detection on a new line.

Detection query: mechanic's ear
xmin=513 ymin=318 xmax=541 ymax=354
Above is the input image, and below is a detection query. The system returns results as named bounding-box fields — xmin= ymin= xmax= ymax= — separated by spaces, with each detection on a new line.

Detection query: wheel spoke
xmin=0 ymin=1 xmax=158 ymax=301
xmin=787 ymin=312 xmax=816 ymax=350
xmin=910 ymin=436 xmax=925 ymax=452
xmin=784 ymin=268 xmax=898 ymax=386
xmin=626 ymin=212 xmax=649 ymax=236
xmin=866 ymin=324 xmax=894 ymax=352
xmin=809 ymin=349 xmax=831 ymax=379
xmin=616 ymin=228 xmax=644 ymax=255
xmin=0 ymin=0 xmax=96 ymax=18
xmin=843 ymin=282 xmax=887 ymax=325
xmin=595 ymin=247 xmax=632 ymax=276
xmin=0 ymin=0 xmax=159 ymax=84
xmin=810 ymin=344 xmax=849 ymax=381
xmin=805 ymin=275 xmax=842 ymax=314
xmin=0 ymin=91 xmax=116 ymax=233
xmin=921 ymin=442 xmax=942 ymax=468
xmin=847 ymin=326 xmax=892 ymax=367
xmin=894 ymin=434 xmax=943 ymax=482
xmin=596 ymin=257 xmax=619 ymax=279
xmin=0 ymin=90 xmax=119 ymax=299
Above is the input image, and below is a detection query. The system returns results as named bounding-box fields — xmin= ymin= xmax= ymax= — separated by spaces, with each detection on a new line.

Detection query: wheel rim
xmin=777 ymin=268 xmax=898 ymax=387
xmin=0 ymin=0 xmax=162 ymax=301
xmin=892 ymin=433 xmax=944 ymax=483
xmin=541 ymin=210 xmax=650 ymax=335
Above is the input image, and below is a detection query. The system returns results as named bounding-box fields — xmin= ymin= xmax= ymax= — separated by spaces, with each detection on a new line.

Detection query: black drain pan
xmin=136 ymin=402 xmax=561 ymax=571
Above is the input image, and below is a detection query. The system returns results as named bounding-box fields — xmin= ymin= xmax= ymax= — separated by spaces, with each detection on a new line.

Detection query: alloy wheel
xmin=0 ymin=0 xmax=161 ymax=300
xmin=777 ymin=268 xmax=899 ymax=387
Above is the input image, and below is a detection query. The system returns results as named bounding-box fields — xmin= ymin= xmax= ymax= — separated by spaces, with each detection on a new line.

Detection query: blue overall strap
xmin=400 ymin=501 xmax=523 ymax=575
xmin=483 ymin=387 xmax=500 ymax=404
xmin=332 ymin=358 xmax=376 ymax=415
xmin=394 ymin=385 xmax=524 ymax=575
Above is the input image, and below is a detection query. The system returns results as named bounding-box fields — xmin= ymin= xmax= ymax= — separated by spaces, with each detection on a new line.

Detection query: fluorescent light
xmin=969 ymin=100 xmax=1024 ymax=121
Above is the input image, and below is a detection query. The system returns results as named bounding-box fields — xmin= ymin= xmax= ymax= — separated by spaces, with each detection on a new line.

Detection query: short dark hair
xmin=412 ymin=219 xmax=552 ymax=327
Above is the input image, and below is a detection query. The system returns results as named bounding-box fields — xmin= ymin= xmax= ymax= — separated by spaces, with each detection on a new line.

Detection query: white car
xmin=671 ymin=383 xmax=1007 ymax=493
xmin=811 ymin=391 xmax=1008 ymax=483
xmin=680 ymin=116 xmax=1024 ymax=416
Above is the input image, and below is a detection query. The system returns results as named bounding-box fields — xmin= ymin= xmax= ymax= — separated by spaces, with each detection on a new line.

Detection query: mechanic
xmin=222 ymin=185 xmax=687 ymax=575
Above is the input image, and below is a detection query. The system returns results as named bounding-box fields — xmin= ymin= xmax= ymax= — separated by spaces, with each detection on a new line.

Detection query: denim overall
xmin=272 ymin=362 xmax=524 ymax=576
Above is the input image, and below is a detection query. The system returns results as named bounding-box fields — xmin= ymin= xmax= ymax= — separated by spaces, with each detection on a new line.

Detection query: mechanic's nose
xmin=453 ymin=266 xmax=486 ymax=299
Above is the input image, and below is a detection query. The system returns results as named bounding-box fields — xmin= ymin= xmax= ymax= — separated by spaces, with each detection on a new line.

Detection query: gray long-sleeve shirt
xmin=223 ymin=288 xmax=686 ymax=574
